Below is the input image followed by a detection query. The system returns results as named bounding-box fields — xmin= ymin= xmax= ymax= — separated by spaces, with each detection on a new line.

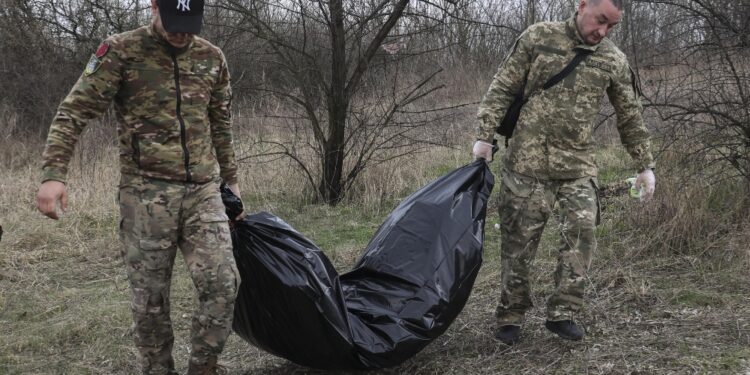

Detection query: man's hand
xmin=635 ymin=169 xmax=655 ymax=201
xmin=37 ymin=180 xmax=67 ymax=220
xmin=228 ymin=183 xmax=245 ymax=220
xmin=472 ymin=140 xmax=494 ymax=162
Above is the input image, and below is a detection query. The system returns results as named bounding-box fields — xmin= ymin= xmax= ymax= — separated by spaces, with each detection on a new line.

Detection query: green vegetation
xmin=1 ymin=127 xmax=749 ymax=374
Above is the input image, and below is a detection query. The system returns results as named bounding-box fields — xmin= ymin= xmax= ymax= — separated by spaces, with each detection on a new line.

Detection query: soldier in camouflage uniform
xmin=472 ymin=0 xmax=656 ymax=345
xmin=36 ymin=0 xmax=241 ymax=373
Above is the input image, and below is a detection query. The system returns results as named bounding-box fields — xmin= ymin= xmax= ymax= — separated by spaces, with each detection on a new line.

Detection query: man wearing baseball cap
xmin=158 ymin=0 xmax=206 ymax=34
xmin=37 ymin=0 xmax=242 ymax=373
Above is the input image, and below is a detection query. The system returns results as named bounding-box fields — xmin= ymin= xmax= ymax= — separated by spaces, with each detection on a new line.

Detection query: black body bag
xmin=222 ymin=160 xmax=494 ymax=370
xmin=495 ymin=49 xmax=593 ymax=142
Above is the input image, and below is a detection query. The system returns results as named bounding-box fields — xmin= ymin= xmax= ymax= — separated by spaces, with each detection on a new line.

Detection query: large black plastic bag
xmin=223 ymin=160 xmax=494 ymax=370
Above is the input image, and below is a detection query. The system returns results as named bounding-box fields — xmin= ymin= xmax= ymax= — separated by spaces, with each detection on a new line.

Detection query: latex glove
xmin=228 ymin=183 xmax=245 ymax=220
xmin=37 ymin=180 xmax=67 ymax=220
xmin=472 ymin=140 xmax=494 ymax=162
xmin=635 ymin=169 xmax=655 ymax=201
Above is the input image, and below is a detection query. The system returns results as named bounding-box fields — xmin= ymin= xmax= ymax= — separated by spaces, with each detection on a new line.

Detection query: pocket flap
xmin=502 ymin=169 xmax=536 ymax=198
xmin=139 ymin=238 xmax=171 ymax=251
xmin=199 ymin=211 xmax=229 ymax=223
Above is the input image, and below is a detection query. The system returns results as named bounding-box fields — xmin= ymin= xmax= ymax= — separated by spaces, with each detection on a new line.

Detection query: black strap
xmin=496 ymin=48 xmax=594 ymax=146
xmin=542 ymin=49 xmax=593 ymax=90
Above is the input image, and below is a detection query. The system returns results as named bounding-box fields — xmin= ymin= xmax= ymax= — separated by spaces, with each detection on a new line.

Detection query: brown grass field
xmin=1 ymin=102 xmax=749 ymax=374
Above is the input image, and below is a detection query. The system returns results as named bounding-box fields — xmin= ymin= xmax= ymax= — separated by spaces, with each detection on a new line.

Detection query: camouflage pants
xmin=496 ymin=168 xmax=600 ymax=325
xmin=118 ymin=175 xmax=240 ymax=375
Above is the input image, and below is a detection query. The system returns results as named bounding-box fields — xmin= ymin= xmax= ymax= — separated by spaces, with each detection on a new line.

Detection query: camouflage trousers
xmin=118 ymin=174 xmax=240 ymax=375
xmin=496 ymin=168 xmax=600 ymax=325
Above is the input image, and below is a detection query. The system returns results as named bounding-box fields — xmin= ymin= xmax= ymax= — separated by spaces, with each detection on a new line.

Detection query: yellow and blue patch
xmin=84 ymin=54 xmax=101 ymax=76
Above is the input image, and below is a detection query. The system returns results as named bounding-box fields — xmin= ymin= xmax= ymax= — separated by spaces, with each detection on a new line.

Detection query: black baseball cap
xmin=157 ymin=0 xmax=204 ymax=34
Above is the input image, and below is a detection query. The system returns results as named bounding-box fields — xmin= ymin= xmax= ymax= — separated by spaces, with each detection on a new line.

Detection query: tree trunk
xmin=317 ymin=0 xmax=410 ymax=204
xmin=525 ymin=0 xmax=536 ymax=28
xmin=319 ymin=0 xmax=348 ymax=205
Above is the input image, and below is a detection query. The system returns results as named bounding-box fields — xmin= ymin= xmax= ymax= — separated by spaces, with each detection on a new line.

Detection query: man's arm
xmin=473 ymin=29 xmax=534 ymax=161
xmin=37 ymin=40 xmax=123 ymax=219
xmin=208 ymin=50 xmax=238 ymax=186
xmin=608 ymin=61 xmax=656 ymax=200
xmin=476 ymin=30 xmax=534 ymax=144
xmin=608 ymin=63 xmax=655 ymax=172
xmin=42 ymin=40 xmax=124 ymax=183
xmin=208 ymin=50 xmax=243 ymax=219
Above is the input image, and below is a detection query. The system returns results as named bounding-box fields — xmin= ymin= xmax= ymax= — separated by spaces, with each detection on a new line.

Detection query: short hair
xmin=589 ymin=0 xmax=623 ymax=10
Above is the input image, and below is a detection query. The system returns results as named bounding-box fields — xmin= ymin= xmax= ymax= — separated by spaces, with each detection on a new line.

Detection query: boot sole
xmin=494 ymin=335 xmax=520 ymax=345
xmin=549 ymin=331 xmax=583 ymax=341
xmin=545 ymin=322 xmax=584 ymax=341
xmin=494 ymin=326 xmax=521 ymax=345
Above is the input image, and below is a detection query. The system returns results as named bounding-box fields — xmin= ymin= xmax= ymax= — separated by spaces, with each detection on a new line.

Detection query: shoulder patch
xmin=84 ymin=54 xmax=102 ymax=76
xmin=535 ymin=45 xmax=567 ymax=56
xmin=95 ymin=42 xmax=110 ymax=58
xmin=587 ymin=59 xmax=615 ymax=74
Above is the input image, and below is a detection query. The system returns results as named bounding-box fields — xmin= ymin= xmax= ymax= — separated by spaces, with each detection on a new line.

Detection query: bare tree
xmin=526 ymin=0 xmax=537 ymax=27
xmin=639 ymin=0 xmax=749 ymax=184
xmin=218 ymin=0 xmax=465 ymax=204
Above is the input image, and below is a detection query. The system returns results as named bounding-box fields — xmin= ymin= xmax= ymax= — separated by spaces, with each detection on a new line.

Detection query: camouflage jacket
xmin=42 ymin=24 xmax=237 ymax=185
xmin=477 ymin=16 xmax=655 ymax=179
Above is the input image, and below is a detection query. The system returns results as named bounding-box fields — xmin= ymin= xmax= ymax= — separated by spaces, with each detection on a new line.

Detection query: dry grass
xmin=1 ymin=106 xmax=749 ymax=374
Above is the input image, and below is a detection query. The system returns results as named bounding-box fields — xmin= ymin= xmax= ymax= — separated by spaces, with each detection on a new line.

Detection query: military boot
xmin=545 ymin=320 xmax=584 ymax=341
xmin=187 ymin=357 xmax=227 ymax=375
xmin=493 ymin=325 xmax=521 ymax=345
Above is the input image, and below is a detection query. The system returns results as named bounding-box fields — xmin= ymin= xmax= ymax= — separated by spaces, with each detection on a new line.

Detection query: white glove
xmin=635 ymin=169 xmax=655 ymax=201
xmin=472 ymin=140 xmax=494 ymax=162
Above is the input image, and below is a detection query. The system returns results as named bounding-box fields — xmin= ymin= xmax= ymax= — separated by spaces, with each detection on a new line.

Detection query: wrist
xmin=41 ymin=169 xmax=68 ymax=185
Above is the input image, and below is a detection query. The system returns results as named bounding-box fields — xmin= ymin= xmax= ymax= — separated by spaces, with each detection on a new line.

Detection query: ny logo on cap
xmin=176 ymin=0 xmax=191 ymax=11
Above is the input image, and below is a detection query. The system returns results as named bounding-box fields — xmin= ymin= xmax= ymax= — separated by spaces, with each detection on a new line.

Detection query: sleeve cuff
xmin=477 ymin=120 xmax=496 ymax=143
xmin=636 ymin=162 xmax=656 ymax=174
xmin=41 ymin=169 xmax=68 ymax=184
xmin=221 ymin=175 xmax=238 ymax=186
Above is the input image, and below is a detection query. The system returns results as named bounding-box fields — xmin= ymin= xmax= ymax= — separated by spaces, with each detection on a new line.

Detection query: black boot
xmin=494 ymin=325 xmax=521 ymax=345
xmin=545 ymin=320 xmax=584 ymax=341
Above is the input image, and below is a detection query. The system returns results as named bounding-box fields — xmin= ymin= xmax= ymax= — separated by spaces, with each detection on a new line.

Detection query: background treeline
xmin=1 ymin=2 xmax=749 ymax=372
xmin=1 ymin=0 xmax=748 ymax=214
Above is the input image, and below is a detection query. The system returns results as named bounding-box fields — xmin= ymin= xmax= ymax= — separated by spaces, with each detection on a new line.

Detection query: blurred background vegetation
xmin=0 ymin=0 xmax=748 ymax=373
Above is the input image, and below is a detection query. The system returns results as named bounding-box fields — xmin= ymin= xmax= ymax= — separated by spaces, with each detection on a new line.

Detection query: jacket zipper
xmin=170 ymin=52 xmax=192 ymax=182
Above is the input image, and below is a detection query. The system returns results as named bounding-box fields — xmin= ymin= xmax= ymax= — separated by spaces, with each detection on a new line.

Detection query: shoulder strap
xmin=542 ymin=49 xmax=593 ymax=90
